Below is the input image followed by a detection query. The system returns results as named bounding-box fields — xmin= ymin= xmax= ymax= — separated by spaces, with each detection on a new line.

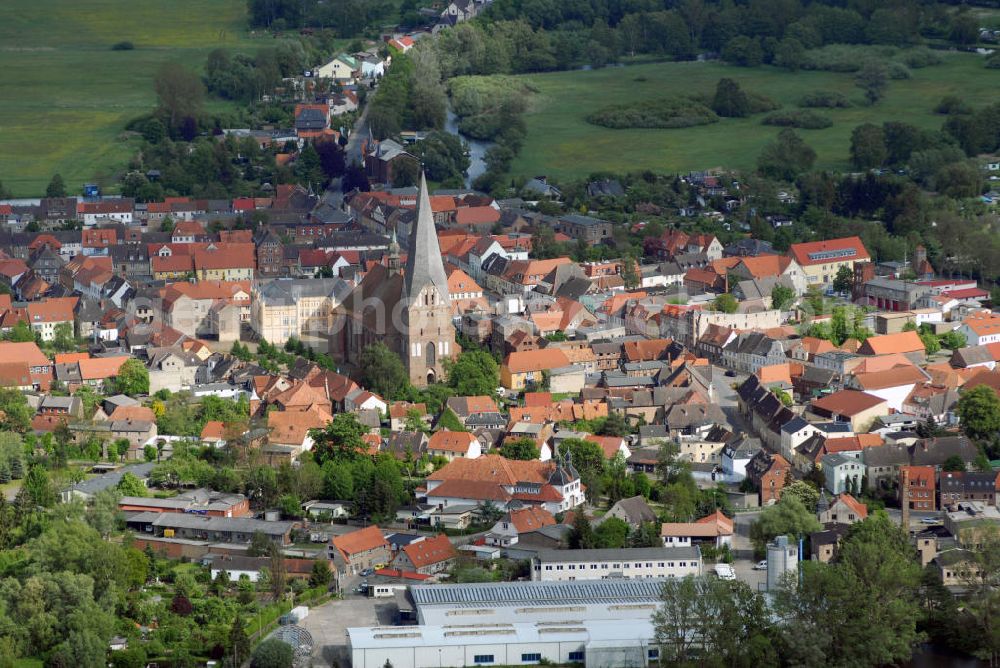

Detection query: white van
xmin=714 ymin=563 xmax=736 ymax=581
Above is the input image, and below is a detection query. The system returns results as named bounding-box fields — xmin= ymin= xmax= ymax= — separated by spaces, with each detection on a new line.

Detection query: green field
xmin=0 ymin=0 xmax=261 ymax=197
xmin=510 ymin=53 xmax=1000 ymax=182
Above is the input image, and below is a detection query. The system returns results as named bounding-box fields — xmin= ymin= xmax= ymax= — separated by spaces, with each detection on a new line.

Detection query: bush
xmin=747 ymin=92 xmax=780 ymax=114
xmin=801 ymin=44 xmax=897 ymax=72
xmin=586 ymin=97 xmax=719 ymax=129
xmin=251 ymin=639 xmax=293 ymax=668
xmin=987 ymin=52 xmax=1000 ymax=69
xmin=763 ymin=110 xmax=833 ymax=129
xmin=799 ymin=90 xmax=851 ymax=108
xmin=935 ymin=95 xmax=972 ymax=115
xmin=887 ymin=62 xmax=912 ymax=79
xmin=898 ymin=48 xmax=942 ymax=69
xmin=112 ymin=41 xmax=135 ymax=51
xmin=449 ymin=75 xmax=533 ymax=141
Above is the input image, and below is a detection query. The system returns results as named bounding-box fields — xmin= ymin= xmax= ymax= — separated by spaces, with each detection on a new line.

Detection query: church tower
xmin=402 ymin=173 xmax=457 ymax=385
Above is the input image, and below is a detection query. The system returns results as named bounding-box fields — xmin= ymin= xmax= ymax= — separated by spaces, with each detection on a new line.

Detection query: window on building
xmin=521 ymin=654 xmax=542 ymax=663
xmin=474 ymin=655 xmax=494 ymax=664
xmin=648 ymin=648 xmax=660 ymax=659
xmin=568 ymin=651 xmax=585 ymax=662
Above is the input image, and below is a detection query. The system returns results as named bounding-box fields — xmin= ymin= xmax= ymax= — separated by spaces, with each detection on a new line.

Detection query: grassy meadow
xmin=0 ymin=0 xmax=261 ymax=196
xmin=510 ymin=53 xmax=1000 ymax=182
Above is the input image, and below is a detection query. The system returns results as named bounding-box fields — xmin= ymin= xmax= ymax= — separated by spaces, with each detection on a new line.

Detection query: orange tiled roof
xmin=859 ymin=331 xmax=925 ymax=356
xmin=427 ymin=430 xmax=476 ymax=453
xmin=504 ymin=349 xmax=571 ymax=374
xmin=506 ymin=506 xmax=556 ymax=533
xmin=400 ymin=534 xmax=456 ymax=568
xmin=331 ymin=525 xmax=388 ymax=558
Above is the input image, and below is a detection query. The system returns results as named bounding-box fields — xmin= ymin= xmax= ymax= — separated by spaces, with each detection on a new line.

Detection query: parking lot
xmin=300 ymin=595 xmax=398 ymax=667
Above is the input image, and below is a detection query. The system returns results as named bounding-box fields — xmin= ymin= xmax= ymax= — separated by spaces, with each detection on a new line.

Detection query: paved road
xmin=301 ymin=596 xmax=396 ymax=668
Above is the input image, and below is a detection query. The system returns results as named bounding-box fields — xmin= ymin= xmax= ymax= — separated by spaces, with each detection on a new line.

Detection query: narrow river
xmin=444 ymin=109 xmax=490 ymax=188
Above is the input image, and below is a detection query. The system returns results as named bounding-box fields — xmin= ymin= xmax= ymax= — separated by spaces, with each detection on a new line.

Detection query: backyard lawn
xmin=510 ymin=53 xmax=1000 ymax=182
xmin=0 ymin=0 xmax=261 ymax=196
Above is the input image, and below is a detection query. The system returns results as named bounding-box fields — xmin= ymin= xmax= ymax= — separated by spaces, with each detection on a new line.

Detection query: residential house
xmin=485 ymin=506 xmax=557 ymax=548
xmin=601 ymin=496 xmax=657 ymax=528
xmin=788 ymin=236 xmax=871 ymax=287
xmin=746 ymin=450 xmax=792 ymax=505
xmin=807 ymin=390 xmax=889 ymax=432
xmin=392 ymin=534 xmax=457 ymax=575
xmin=857 ymin=330 xmax=927 ymax=365
xmin=660 ymin=510 xmax=734 ymax=549
xmin=329 ymin=526 xmax=391 ymax=575
xmin=822 ymin=453 xmax=865 ymax=495
xmin=900 ymin=465 xmax=936 ymax=511
xmin=817 ymin=492 xmax=868 ymax=525
xmin=939 ymin=471 xmax=999 ymax=508
xmin=0 ymin=341 xmax=53 ymax=390
xmin=500 ymin=349 xmax=571 ymax=390
xmin=958 ymin=312 xmax=1000 ymax=347
xmin=426 ymin=430 xmax=481 ymax=461
xmin=424 ymin=454 xmax=584 ymax=515
xmin=316 ymin=54 xmax=359 ymax=82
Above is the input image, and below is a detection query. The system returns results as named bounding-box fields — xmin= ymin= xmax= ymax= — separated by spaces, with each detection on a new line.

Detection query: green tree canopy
xmin=957 ymin=385 xmax=1000 ymax=443
xmin=749 ymin=495 xmax=822 ymax=554
xmin=499 ymin=437 xmax=540 ymax=461
xmin=250 ymin=639 xmax=293 ymax=668
xmin=757 ymin=128 xmax=816 ymax=181
xmin=115 ymin=359 xmax=150 ymax=396
xmin=447 ymin=350 xmax=499 ymax=397
xmin=309 ymin=413 xmax=367 ymax=465
xmin=359 ymin=341 xmax=411 ymax=401
xmin=116 ymin=472 xmax=147 ymax=497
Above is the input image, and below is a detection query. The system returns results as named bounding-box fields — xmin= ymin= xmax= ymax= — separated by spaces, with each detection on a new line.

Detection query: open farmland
xmin=509 ymin=53 xmax=1000 ymax=182
xmin=0 ymin=0 xmax=260 ymax=196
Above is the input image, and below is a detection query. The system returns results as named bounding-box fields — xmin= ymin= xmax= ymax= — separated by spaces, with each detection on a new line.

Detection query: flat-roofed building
xmin=530 ymin=546 xmax=701 ymax=582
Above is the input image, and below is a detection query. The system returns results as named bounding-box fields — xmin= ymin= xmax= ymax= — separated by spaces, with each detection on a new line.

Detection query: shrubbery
xmin=763 ymin=110 xmax=833 ymax=129
xmin=449 ymin=75 xmax=533 ymax=140
xmin=586 ymin=97 xmax=719 ymax=129
xmin=799 ymin=90 xmax=851 ymax=108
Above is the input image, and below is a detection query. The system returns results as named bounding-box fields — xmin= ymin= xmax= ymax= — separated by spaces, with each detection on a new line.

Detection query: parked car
xmin=724 ymin=370 xmax=737 ymax=377
xmin=920 ymin=517 xmax=942 ymax=525
xmin=753 ymin=560 xmax=768 ymax=571
xmin=360 ymin=568 xmax=374 ymax=576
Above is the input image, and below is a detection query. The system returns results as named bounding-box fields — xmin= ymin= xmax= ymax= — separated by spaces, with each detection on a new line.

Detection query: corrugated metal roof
xmin=411 ymin=578 xmax=668 ymax=607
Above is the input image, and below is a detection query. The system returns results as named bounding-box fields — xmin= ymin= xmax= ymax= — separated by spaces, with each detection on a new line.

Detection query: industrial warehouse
xmin=347 ymin=579 xmax=668 ymax=668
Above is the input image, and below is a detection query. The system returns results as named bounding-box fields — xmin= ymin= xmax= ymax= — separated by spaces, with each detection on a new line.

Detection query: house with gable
xmin=485 ymin=506 xmax=557 ymax=547
xmin=393 ymin=533 xmax=456 ymax=575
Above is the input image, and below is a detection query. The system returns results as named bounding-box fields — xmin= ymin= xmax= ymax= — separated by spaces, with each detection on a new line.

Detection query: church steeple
xmin=404 ymin=172 xmax=451 ymax=306
xmin=387 ymin=226 xmax=402 ymax=274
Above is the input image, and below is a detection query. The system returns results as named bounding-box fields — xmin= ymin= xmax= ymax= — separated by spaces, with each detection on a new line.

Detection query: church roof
xmin=405 ymin=173 xmax=451 ymax=305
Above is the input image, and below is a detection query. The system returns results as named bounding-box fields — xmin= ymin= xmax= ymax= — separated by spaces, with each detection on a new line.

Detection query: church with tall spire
xmin=332 ymin=173 xmax=459 ymax=386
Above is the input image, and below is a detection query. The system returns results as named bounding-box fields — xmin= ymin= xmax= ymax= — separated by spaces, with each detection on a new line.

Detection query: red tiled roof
xmin=0 ymin=341 xmax=50 ymax=367
xmin=331 ymin=525 xmax=388 ymax=558
xmin=399 ymin=534 xmax=456 ymax=569
xmin=201 ymin=421 xmax=226 ymax=440
xmin=858 ymin=331 xmax=925 ymax=356
xmin=811 ymin=390 xmax=886 ymax=417
xmin=832 ymin=493 xmax=868 ymax=520
xmin=585 ymin=434 xmax=625 ymax=459
xmin=789 ymin=236 xmax=870 ymax=267
xmin=504 ymin=349 xmax=571 ymax=374
xmin=506 ymin=506 xmax=556 ymax=533
xmin=427 ymin=430 xmax=477 ymax=453
xmin=78 ymin=356 xmax=129 ymax=381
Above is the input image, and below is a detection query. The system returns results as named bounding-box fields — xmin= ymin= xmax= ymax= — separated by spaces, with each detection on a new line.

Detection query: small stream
xmin=445 ymin=109 xmax=491 ymax=188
